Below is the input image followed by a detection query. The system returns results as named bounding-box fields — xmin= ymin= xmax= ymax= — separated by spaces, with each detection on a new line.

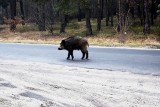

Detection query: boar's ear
xmin=62 ymin=40 xmax=66 ymax=45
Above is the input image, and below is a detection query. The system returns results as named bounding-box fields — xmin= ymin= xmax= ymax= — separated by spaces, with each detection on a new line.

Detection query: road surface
xmin=0 ymin=43 xmax=160 ymax=75
xmin=1 ymin=43 xmax=160 ymax=107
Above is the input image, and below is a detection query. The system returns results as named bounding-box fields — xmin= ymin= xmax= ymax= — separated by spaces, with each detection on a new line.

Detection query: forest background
xmin=0 ymin=0 xmax=160 ymax=48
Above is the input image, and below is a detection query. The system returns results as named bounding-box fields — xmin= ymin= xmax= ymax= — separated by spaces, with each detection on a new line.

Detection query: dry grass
xmin=0 ymin=31 xmax=160 ymax=48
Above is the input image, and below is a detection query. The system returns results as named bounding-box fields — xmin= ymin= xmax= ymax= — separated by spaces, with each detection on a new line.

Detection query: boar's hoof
xmin=81 ymin=57 xmax=89 ymax=60
xmin=67 ymin=58 xmax=74 ymax=60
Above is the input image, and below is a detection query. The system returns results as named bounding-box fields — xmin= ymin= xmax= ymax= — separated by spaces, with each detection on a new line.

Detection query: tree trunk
xmin=117 ymin=0 xmax=121 ymax=32
xmin=97 ymin=0 xmax=102 ymax=31
xmin=38 ymin=4 xmax=46 ymax=31
xmin=0 ymin=7 xmax=2 ymax=24
xmin=85 ymin=8 xmax=92 ymax=35
xmin=48 ymin=0 xmax=55 ymax=34
xmin=60 ymin=15 xmax=66 ymax=33
xmin=23 ymin=0 xmax=29 ymax=19
xmin=138 ymin=1 xmax=144 ymax=26
xmin=105 ymin=0 xmax=109 ymax=26
xmin=10 ymin=0 xmax=16 ymax=31
xmin=77 ymin=0 xmax=82 ymax=22
xmin=4 ymin=7 xmax=9 ymax=19
xmin=131 ymin=7 xmax=135 ymax=19
xmin=110 ymin=0 xmax=113 ymax=26
xmin=151 ymin=0 xmax=155 ymax=25
xmin=49 ymin=0 xmax=55 ymax=22
xmin=101 ymin=0 xmax=104 ymax=19
xmin=143 ymin=0 xmax=150 ymax=35
xmin=19 ymin=0 xmax=25 ymax=25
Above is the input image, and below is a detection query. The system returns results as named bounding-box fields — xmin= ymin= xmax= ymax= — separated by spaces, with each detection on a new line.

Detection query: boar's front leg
xmin=67 ymin=50 xmax=74 ymax=60
xmin=70 ymin=50 xmax=74 ymax=60
xmin=67 ymin=51 xmax=70 ymax=60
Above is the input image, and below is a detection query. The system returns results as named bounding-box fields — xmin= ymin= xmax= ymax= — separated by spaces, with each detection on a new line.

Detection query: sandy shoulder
xmin=0 ymin=59 xmax=160 ymax=107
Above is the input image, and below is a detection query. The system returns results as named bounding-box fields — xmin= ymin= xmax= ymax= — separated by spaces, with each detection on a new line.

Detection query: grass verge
xmin=0 ymin=19 xmax=160 ymax=48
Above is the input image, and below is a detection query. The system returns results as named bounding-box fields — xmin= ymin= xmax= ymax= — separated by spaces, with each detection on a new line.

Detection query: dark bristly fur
xmin=58 ymin=36 xmax=89 ymax=60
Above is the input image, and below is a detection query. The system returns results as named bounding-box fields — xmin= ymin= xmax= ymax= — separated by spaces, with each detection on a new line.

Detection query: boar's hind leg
xmin=81 ymin=52 xmax=85 ymax=60
xmin=81 ymin=46 xmax=88 ymax=60
xmin=81 ymin=50 xmax=89 ymax=60
xmin=85 ymin=50 xmax=89 ymax=59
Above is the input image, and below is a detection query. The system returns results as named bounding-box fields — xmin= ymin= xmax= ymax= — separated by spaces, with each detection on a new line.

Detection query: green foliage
xmin=54 ymin=0 xmax=91 ymax=15
xmin=80 ymin=0 xmax=91 ymax=9
xmin=55 ymin=0 xmax=77 ymax=15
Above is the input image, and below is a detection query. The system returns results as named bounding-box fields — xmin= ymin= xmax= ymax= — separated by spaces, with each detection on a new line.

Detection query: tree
xmin=38 ymin=4 xmax=46 ymax=31
xmin=97 ymin=0 xmax=102 ymax=31
xmin=10 ymin=0 xmax=16 ymax=31
xmin=32 ymin=0 xmax=49 ymax=31
xmin=77 ymin=0 xmax=82 ymax=21
xmin=0 ymin=0 xmax=8 ymax=8
xmin=55 ymin=0 xmax=76 ymax=33
xmin=116 ymin=0 xmax=130 ymax=43
xmin=1 ymin=0 xmax=159 ymax=36
xmin=110 ymin=0 xmax=114 ymax=26
xmin=0 ymin=0 xmax=9 ymax=23
xmin=143 ymin=0 xmax=150 ymax=35
xmin=151 ymin=0 xmax=155 ymax=25
xmin=19 ymin=0 xmax=25 ymax=21
xmin=105 ymin=0 xmax=114 ymax=26
xmin=46 ymin=0 xmax=55 ymax=34
xmin=81 ymin=0 xmax=93 ymax=35
xmin=137 ymin=1 xmax=144 ymax=25
xmin=105 ymin=0 xmax=109 ymax=26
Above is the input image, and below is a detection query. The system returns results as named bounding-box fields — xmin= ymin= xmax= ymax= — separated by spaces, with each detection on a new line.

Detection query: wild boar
xmin=58 ymin=36 xmax=89 ymax=60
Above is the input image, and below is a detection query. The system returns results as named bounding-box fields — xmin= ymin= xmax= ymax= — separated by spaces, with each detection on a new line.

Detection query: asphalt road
xmin=0 ymin=43 xmax=160 ymax=75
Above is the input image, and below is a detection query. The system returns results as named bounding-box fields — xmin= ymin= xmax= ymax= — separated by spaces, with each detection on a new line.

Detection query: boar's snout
xmin=58 ymin=47 xmax=63 ymax=50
